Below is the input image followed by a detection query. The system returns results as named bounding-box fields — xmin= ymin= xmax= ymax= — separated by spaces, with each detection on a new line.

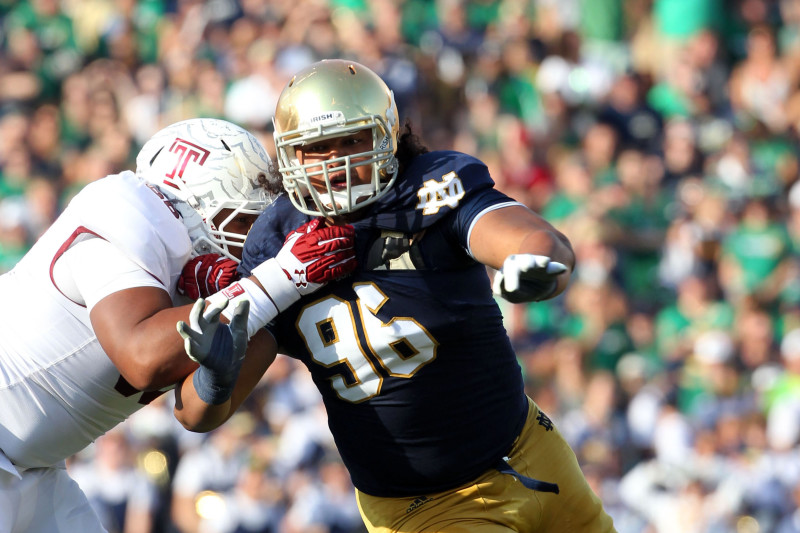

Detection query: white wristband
xmin=250 ymin=258 xmax=301 ymax=311
xmin=206 ymin=278 xmax=279 ymax=338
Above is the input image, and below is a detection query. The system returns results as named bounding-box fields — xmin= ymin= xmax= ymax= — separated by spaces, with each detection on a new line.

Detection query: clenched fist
xmin=178 ymin=254 xmax=240 ymax=299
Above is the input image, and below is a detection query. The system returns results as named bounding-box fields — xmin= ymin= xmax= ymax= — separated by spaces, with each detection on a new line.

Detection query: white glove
xmin=177 ymin=298 xmax=250 ymax=405
xmin=492 ymin=254 xmax=567 ymax=303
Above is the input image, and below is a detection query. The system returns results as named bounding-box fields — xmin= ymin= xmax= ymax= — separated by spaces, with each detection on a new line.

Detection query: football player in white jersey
xmin=0 ymin=117 xmax=357 ymax=533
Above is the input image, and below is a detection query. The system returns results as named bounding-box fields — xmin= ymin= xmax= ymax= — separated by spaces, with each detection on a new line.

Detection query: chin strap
xmin=314 ymin=184 xmax=375 ymax=217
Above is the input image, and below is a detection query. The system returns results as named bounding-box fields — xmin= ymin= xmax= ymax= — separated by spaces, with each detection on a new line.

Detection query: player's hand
xmin=176 ymin=298 xmax=250 ymax=405
xmin=214 ymin=218 xmax=357 ymax=338
xmin=275 ymin=218 xmax=357 ymax=296
xmin=178 ymin=254 xmax=240 ymax=299
xmin=492 ymin=254 xmax=568 ymax=303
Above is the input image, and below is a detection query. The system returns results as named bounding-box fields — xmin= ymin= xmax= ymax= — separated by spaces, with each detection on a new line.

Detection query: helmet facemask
xmin=275 ymin=116 xmax=398 ymax=217
xmin=273 ymin=60 xmax=400 ymax=218
xmin=180 ymin=197 xmax=264 ymax=260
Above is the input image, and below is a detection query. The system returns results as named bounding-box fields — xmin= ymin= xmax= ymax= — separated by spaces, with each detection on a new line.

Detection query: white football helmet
xmin=136 ymin=118 xmax=272 ymax=261
xmin=273 ymin=59 xmax=400 ymax=217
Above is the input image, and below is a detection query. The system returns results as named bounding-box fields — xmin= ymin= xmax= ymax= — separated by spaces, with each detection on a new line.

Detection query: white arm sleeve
xmin=52 ymin=236 xmax=167 ymax=312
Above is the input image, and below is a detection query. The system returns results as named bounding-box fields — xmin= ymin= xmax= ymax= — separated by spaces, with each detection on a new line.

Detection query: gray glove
xmin=177 ymin=298 xmax=250 ymax=405
xmin=492 ymin=254 xmax=568 ymax=303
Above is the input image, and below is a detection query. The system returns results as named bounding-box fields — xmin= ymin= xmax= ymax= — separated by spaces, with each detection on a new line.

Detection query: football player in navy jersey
xmin=183 ymin=59 xmax=617 ymax=532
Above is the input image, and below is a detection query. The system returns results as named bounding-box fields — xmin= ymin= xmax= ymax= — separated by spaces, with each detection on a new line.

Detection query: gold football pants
xmin=356 ymin=397 xmax=617 ymax=532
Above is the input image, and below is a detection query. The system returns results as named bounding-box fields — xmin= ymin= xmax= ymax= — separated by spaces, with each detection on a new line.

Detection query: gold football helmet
xmin=273 ymin=59 xmax=400 ymax=217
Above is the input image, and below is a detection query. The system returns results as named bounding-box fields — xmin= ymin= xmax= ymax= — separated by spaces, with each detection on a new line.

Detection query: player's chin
xmin=321 ymin=214 xmax=353 ymax=226
xmin=312 ymin=197 xmax=368 ymax=221
xmin=324 ymin=209 xmax=365 ymax=226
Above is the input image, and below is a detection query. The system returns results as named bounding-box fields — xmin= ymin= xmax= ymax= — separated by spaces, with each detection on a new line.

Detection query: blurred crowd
xmin=3 ymin=0 xmax=800 ymax=532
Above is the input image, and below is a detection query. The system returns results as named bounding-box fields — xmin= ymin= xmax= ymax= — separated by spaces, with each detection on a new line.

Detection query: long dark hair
xmin=258 ymin=159 xmax=284 ymax=195
xmin=395 ymin=119 xmax=428 ymax=176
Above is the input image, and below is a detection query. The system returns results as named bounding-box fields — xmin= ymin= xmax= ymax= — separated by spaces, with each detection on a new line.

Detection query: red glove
xmin=277 ymin=219 xmax=357 ymax=291
xmin=200 ymin=219 xmax=356 ymax=340
xmin=178 ymin=254 xmax=240 ymax=299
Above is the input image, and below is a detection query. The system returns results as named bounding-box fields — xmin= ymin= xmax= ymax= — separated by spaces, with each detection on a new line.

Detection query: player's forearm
xmin=470 ymin=205 xmax=575 ymax=271
xmin=94 ymin=291 xmax=200 ymax=392
xmin=474 ymin=206 xmax=576 ymax=302
xmin=129 ymin=302 xmax=223 ymax=390
xmin=516 ymin=230 xmax=574 ymax=298
xmin=172 ymin=373 xmax=232 ymax=432
xmin=517 ymin=228 xmax=575 ymax=269
xmin=172 ymin=331 xmax=276 ymax=432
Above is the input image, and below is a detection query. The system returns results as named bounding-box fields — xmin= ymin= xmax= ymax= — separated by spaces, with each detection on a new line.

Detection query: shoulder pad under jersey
xmin=239 ymin=195 xmax=310 ymax=277
xmin=363 ymin=150 xmax=495 ymax=234
xmin=69 ymin=171 xmax=192 ymax=286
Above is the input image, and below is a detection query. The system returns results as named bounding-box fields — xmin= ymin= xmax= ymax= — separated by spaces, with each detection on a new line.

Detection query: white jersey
xmin=0 ymin=171 xmax=192 ymax=469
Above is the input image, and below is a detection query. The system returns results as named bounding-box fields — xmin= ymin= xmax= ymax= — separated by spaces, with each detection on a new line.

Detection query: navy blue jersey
xmin=240 ymin=151 xmax=529 ymax=497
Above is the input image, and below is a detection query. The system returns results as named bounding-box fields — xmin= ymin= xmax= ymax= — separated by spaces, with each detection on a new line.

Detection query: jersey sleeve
xmin=367 ymin=151 xmax=498 ymax=233
xmin=69 ymin=172 xmax=193 ymax=289
xmin=238 ymin=211 xmax=275 ymax=278
xmin=239 ymin=195 xmax=309 ymax=278
xmin=55 ymin=236 xmax=165 ymax=312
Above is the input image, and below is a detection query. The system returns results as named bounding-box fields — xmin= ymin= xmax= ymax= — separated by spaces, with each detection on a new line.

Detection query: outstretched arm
xmin=469 ymin=204 xmax=575 ymax=301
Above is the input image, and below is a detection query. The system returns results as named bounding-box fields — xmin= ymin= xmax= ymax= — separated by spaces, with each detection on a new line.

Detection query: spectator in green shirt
xmin=719 ymin=195 xmax=794 ymax=305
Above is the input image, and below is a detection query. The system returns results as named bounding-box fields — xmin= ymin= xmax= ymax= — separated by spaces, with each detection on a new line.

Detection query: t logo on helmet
xmin=166 ymin=138 xmax=211 ymax=181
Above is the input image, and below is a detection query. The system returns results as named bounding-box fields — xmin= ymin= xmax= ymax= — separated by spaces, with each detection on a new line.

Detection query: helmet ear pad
xmin=273 ymin=60 xmax=400 ymax=218
xmin=136 ymin=118 xmax=273 ymax=261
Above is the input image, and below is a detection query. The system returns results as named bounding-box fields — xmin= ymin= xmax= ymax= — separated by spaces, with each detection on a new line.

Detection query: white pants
xmin=0 ymin=452 xmax=106 ymax=533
